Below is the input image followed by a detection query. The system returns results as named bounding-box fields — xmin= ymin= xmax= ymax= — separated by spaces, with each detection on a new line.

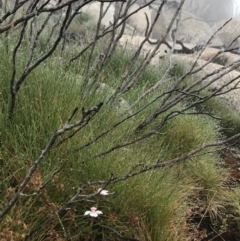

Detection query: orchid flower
xmin=84 ymin=207 xmax=103 ymax=217
xmin=97 ymin=188 xmax=109 ymax=196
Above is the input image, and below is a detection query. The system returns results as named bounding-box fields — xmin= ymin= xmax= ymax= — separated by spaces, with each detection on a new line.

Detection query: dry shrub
xmin=0 ymin=228 xmax=25 ymax=241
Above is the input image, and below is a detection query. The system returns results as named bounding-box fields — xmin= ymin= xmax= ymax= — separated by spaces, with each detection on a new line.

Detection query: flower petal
xmin=101 ymin=191 xmax=109 ymax=195
xmin=96 ymin=210 xmax=103 ymax=215
xmin=97 ymin=188 xmax=109 ymax=195
xmin=84 ymin=211 xmax=91 ymax=216
xmin=90 ymin=212 xmax=98 ymax=217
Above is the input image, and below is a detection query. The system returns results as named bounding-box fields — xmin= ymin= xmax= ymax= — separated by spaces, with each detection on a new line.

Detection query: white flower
xmin=97 ymin=188 xmax=109 ymax=196
xmin=84 ymin=207 xmax=103 ymax=217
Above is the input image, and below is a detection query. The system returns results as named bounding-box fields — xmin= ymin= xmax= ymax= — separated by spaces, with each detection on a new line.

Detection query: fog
xmin=136 ymin=0 xmax=238 ymax=25
xmin=234 ymin=0 xmax=240 ymax=15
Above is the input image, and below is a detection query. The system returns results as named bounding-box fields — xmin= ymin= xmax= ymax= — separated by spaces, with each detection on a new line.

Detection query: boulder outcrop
xmin=172 ymin=54 xmax=240 ymax=113
xmin=150 ymin=7 xmax=223 ymax=46
xmin=126 ymin=3 xmax=153 ymax=36
xmin=119 ymin=34 xmax=240 ymax=113
xmin=212 ymin=17 xmax=240 ymax=53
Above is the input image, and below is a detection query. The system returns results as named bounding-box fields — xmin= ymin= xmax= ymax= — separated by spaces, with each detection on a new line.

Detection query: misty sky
xmin=234 ymin=0 xmax=240 ymax=15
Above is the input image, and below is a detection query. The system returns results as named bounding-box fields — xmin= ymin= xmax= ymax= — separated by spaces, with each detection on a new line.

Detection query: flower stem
xmin=86 ymin=217 xmax=94 ymax=241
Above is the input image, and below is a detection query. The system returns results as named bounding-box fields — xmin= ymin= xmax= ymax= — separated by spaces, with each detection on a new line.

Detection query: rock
xmin=119 ymin=34 xmax=240 ymax=113
xmin=74 ymin=75 xmax=131 ymax=114
xmin=212 ymin=17 xmax=240 ymax=53
xmin=124 ymin=1 xmax=228 ymax=46
xmin=202 ymin=48 xmax=240 ymax=62
xmin=119 ymin=34 xmax=169 ymax=61
xmin=199 ymin=47 xmax=240 ymax=71
xmin=171 ymin=54 xmax=240 ymax=113
xmin=119 ymin=34 xmax=209 ymax=59
xmin=79 ymin=2 xmax=115 ymax=28
xmin=96 ymin=83 xmax=132 ymax=115
xmin=126 ymin=3 xmax=153 ymax=36
xmin=151 ymin=7 xmax=223 ymax=46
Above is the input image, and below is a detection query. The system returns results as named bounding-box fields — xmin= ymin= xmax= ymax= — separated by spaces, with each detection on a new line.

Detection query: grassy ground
xmin=0 ymin=32 xmax=240 ymax=241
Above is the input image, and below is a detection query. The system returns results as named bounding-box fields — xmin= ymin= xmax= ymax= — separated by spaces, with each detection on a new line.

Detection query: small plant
xmin=212 ymin=55 xmax=228 ymax=66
